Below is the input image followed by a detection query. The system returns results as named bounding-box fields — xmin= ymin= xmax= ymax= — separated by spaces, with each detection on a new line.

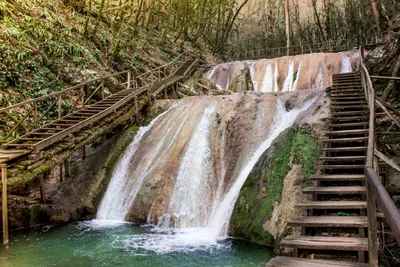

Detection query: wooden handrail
xmin=370 ymin=75 xmax=400 ymax=80
xmin=0 ymin=71 xmax=130 ymax=113
xmin=360 ymin=46 xmax=400 ymax=257
xmin=366 ymin=167 xmax=400 ymax=243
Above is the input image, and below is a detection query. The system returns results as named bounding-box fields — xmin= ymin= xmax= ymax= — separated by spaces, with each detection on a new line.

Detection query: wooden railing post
xmin=58 ymin=95 xmax=62 ymax=119
xmin=33 ymin=102 xmax=38 ymax=128
xmin=81 ymin=86 xmax=85 ymax=109
xmin=127 ymin=72 xmax=131 ymax=90
xmin=1 ymin=164 xmax=8 ymax=246
xmin=101 ymin=81 xmax=105 ymax=100
xmin=366 ymin=173 xmax=378 ymax=266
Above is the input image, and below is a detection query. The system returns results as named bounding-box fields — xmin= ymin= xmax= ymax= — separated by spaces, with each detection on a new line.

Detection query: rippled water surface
xmin=0 ymin=222 xmax=274 ymax=267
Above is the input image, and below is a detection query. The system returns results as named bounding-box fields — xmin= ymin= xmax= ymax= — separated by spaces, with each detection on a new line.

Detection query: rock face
xmin=229 ymin=116 xmax=327 ymax=247
xmin=205 ymin=51 xmax=360 ymax=92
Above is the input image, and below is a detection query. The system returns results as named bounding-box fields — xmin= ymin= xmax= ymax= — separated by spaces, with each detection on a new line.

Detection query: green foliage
xmin=337 ymin=211 xmax=351 ymax=216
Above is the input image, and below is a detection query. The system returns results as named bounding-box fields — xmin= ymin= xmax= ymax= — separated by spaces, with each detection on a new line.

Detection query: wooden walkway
xmin=267 ymin=72 xmax=370 ymax=266
xmin=0 ymin=58 xmax=198 ymax=162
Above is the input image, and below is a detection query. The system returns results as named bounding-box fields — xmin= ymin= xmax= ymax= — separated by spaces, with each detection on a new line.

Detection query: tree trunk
xmin=382 ymin=54 xmax=400 ymax=101
xmin=285 ymin=0 xmax=290 ymax=56
xmin=370 ymin=0 xmax=382 ymax=33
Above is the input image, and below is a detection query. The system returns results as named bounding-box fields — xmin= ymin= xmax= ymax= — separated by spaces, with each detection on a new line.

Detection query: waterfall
xmin=96 ymin=112 xmax=166 ymax=221
xmin=249 ymin=62 xmax=259 ymax=91
xmin=340 ymin=56 xmax=352 ymax=73
xmin=282 ymin=61 xmax=294 ymax=92
xmin=291 ymin=61 xmax=302 ymax=91
xmin=261 ymin=64 xmax=274 ymax=92
xmin=274 ymin=63 xmax=279 ymax=92
xmin=94 ymin=93 xmax=318 ymax=253
xmin=207 ymin=98 xmax=313 ymax=237
xmin=159 ymin=104 xmax=216 ymax=228
xmin=204 ymin=51 xmax=358 ymax=91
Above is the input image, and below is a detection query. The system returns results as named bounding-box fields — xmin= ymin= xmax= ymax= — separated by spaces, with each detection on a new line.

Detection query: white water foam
xmin=340 ymin=56 xmax=352 ymax=73
xmin=249 ymin=62 xmax=259 ymax=91
xmin=158 ymin=104 xmax=216 ymax=228
xmin=261 ymin=64 xmax=274 ymax=92
xmin=274 ymin=63 xmax=279 ymax=92
xmin=291 ymin=61 xmax=302 ymax=91
xmin=96 ymin=103 xmax=181 ymax=222
xmin=282 ymin=61 xmax=294 ymax=92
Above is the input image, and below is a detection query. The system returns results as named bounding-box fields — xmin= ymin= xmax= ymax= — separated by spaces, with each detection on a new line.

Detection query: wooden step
xmin=319 ymin=156 xmax=366 ymax=161
xmin=328 ymin=122 xmax=368 ymax=128
xmin=321 ymin=146 xmax=367 ymax=152
xmin=297 ymin=201 xmax=367 ymax=209
xmin=331 ymin=93 xmax=364 ymax=98
xmin=332 ymin=82 xmax=363 ymax=86
xmin=331 ymin=111 xmax=368 ymax=116
xmin=302 ymin=186 xmax=366 ymax=195
xmin=289 ymin=216 xmax=368 ymax=227
xmin=322 ymin=137 xmax=368 ymax=143
xmin=330 ymin=97 xmax=365 ymax=101
xmin=266 ymin=256 xmax=368 ymax=267
xmin=331 ymin=101 xmax=367 ymax=105
xmin=317 ymin=164 xmax=365 ymax=170
xmin=281 ymin=235 xmax=368 ymax=252
xmin=40 ymin=127 xmax=64 ymax=131
xmin=331 ymin=116 xmax=369 ymax=121
xmin=325 ymin=129 xmax=368 ymax=135
xmin=310 ymin=174 xmax=365 ymax=181
xmin=330 ymin=90 xmax=364 ymax=94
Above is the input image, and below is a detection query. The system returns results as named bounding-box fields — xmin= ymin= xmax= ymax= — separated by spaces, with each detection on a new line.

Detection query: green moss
xmin=231 ymin=127 xmax=321 ymax=246
xmin=126 ymin=125 xmax=140 ymax=133
xmin=292 ymin=127 xmax=321 ymax=187
xmin=8 ymin=163 xmax=51 ymax=193
xmin=231 ymin=129 xmax=295 ymax=245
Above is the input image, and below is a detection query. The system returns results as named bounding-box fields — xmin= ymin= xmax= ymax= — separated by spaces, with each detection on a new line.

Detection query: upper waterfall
xmin=205 ymin=51 xmax=360 ymax=92
xmin=95 ymin=91 xmax=323 ymax=253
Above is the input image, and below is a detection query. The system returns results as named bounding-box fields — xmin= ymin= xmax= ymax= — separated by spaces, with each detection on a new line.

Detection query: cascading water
xmin=204 ymin=51 xmax=358 ymax=92
xmin=159 ymin=104 xmax=216 ymax=228
xmin=340 ymin=56 xmax=352 ymax=73
xmin=282 ymin=61 xmax=294 ymax=92
xmin=94 ymin=92 xmax=318 ymax=253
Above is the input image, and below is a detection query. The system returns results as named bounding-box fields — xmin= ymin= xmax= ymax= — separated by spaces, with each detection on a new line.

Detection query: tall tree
xmin=370 ymin=0 xmax=382 ymax=33
xmin=285 ymin=0 xmax=290 ymax=55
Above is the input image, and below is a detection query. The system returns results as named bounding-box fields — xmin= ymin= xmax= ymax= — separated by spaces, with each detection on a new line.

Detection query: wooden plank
xmin=331 ymin=116 xmax=369 ymax=121
xmin=1 ymin=165 xmax=8 ymax=245
xmin=331 ymin=101 xmax=367 ymax=105
xmin=297 ymin=201 xmax=367 ymax=209
xmin=374 ymin=149 xmax=400 ymax=172
xmin=325 ymin=130 xmax=368 ymax=135
xmin=302 ymin=186 xmax=366 ymax=195
xmin=322 ymin=137 xmax=368 ymax=142
xmin=328 ymin=122 xmax=369 ymax=128
xmin=317 ymin=164 xmax=365 ymax=169
xmin=331 ymin=111 xmax=368 ymax=116
xmin=266 ymin=256 xmax=368 ymax=267
xmin=321 ymin=147 xmax=367 ymax=152
xmin=281 ymin=236 xmax=368 ymax=251
xmin=289 ymin=216 xmax=368 ymax=227
xmin=320 ymin=156 xmax=366 ymax=161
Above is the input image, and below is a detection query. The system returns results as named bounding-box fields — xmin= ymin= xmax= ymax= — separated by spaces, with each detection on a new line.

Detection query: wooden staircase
xmin=267 ymin=72 xmax=370 ymax=267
